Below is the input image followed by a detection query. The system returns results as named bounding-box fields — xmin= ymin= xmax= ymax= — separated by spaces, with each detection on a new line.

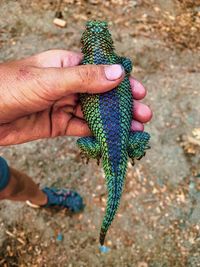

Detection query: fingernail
xmin=104 ymin=64 xmax=124 ymax=81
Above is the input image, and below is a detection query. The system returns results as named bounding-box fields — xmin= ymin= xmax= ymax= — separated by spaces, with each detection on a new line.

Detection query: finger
xmin=74 ymin=104 xmax=84 ymax=119
xmin=27 ymin=50 xmax=83 ymax=68
xmin=130 ymin=77 xmax=146 ymax=100
xmin=0 ymin=111 xmax=51 ymax=145
xmin=43 ymin=64 xmax=125 ymax=96
xmin=53 ymin=94 xmax=79 ymax=110
xmin=65 ymin=117 xmax=91 ymax=136
xmin=59 ymin=104 xmax=84 ymax=119
xmin=131 ymin=120 xmax=144 ymax=132
xmin=0 ymin=109 xmax=90 ymax=146
xmin=133 ymin=101 xmax=153 ymax=123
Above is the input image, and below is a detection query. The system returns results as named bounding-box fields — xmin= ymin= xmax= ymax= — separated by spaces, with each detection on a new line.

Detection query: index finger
xmin=129 ymin=77 xmax=147 ymax=100
xmin=26 ymin=50 xmax=83 ymax=68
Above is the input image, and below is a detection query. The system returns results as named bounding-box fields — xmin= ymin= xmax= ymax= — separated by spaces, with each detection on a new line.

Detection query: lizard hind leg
xmin=77 ymin=137 xmax=101 ymax=164
xmin=128 ymin=131 xmax=151 ymax=161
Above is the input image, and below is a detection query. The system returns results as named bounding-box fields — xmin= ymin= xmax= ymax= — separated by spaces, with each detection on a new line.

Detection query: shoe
xmin=26 ymin=187 xmax=84 ymax=213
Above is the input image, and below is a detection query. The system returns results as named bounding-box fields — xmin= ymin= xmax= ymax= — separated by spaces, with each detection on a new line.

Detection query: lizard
xmin=77 ymin=20 xmax=150 ymax=246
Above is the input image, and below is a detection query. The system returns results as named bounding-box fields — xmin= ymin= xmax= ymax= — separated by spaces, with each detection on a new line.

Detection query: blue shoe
xmin=26 ymin=187 xmax=84 ymax=213
xmin=42 ymin=187 xmax=85 ymax=212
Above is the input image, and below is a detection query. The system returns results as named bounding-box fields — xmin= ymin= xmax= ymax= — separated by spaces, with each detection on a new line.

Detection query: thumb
xmin=43 ymin=64 xmax=125 ymax=96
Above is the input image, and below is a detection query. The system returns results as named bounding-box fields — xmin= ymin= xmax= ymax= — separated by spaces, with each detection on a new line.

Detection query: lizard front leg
xmin=77 ymin=137 xmax=101 ymax=164
xmin=127 ymin=132 xmax=150 ymax=165
xmin=120 ymin=56 xmax=132 ymax=74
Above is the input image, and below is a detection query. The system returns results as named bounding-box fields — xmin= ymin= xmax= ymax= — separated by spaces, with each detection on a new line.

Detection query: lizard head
xmin=81 ymin=20 xmax=114 ymax=54
xmin=86 ymin=21 xmax=108 ymax=33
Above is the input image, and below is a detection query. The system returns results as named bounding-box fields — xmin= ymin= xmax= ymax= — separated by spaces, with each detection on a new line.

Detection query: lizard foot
xmin=97 ymin=158 xmax=100 ymax=166
xmin=77 ymin=137 xmax=101 ymax=163
xmin=80 ymin=152 xmax=90 ymax=164
xmin=128 ymin=131 xmax=150 ymax=161
xmin=120 ymin=56 xmax=132 ymax=74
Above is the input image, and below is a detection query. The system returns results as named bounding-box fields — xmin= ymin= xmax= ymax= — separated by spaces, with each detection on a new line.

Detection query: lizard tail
xmin=99 ymin=174 xmax=124 ymax=245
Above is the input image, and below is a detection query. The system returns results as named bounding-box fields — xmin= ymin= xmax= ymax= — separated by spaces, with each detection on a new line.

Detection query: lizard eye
xmin=86 ymin=21 xmax=94 ymax=29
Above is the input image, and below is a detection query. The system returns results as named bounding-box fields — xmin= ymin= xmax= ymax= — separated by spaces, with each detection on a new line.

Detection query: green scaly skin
xmin=77 ymin=21 xmax=150 ymax=246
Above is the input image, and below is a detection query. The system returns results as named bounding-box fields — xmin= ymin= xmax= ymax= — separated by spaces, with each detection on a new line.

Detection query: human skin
xmin=0 ymin=50 xmax=152 ymax=146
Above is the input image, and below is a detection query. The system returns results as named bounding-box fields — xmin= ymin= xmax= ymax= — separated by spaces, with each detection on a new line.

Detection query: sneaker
xmin=26 ymin=187 xmax=84 ymax=213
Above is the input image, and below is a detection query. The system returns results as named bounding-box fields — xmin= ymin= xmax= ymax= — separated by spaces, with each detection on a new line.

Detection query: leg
xmin=120 ymin=57 xmax=133 ymax=74
xmin=0 ymin=157 xmax=84 ymax=212
xmin=128 ymin=131 xmax=150 ymax=162
xmin=0 ymin=157 xmax=47 ymax=206
xmin=77 ymin=136 xmax=101 ymax=163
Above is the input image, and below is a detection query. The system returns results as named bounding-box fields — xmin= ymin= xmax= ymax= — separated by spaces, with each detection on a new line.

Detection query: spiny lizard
xmin=77 ymin=21 xmax=150 ymax=246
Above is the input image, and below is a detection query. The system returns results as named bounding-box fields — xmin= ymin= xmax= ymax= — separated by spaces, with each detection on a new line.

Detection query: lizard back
xmin=78 ymin=20 xmax=150 ymax=247
xmin=79 ymin=21 xmax=133 ymax=245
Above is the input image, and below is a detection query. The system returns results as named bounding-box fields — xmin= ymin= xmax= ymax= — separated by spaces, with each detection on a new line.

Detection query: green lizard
xmin=77 ymin=21 xmax=150 ymax=246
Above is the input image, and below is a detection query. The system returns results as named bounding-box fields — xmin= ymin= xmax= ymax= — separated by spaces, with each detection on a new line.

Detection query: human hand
xmin=0 ymin=50 xmax=152 ymax=146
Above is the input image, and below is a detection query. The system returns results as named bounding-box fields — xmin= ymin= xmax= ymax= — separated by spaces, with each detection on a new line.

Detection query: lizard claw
xmin=80 ymin=152 xmax=90 ymax=164
xmin=137 ymin=152 xmax=146 ymax=160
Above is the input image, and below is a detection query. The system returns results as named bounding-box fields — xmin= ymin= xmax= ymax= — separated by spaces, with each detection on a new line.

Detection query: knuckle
xmin=77 ymin=66 xmax=91 ymax=84
xmin=63 ymin=51 xmax=82 ymax=67
xmin=17 ymin=65 xmax=35 ymax=81
xmin=32 ymin=68 xmax=55 ymax=96
xmin=76 ymin=65 xmax=101 ymax=86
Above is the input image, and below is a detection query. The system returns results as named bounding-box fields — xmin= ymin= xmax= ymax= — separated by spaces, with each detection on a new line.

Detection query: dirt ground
xmin=0 ymin=0 xmax=200 ymax=266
